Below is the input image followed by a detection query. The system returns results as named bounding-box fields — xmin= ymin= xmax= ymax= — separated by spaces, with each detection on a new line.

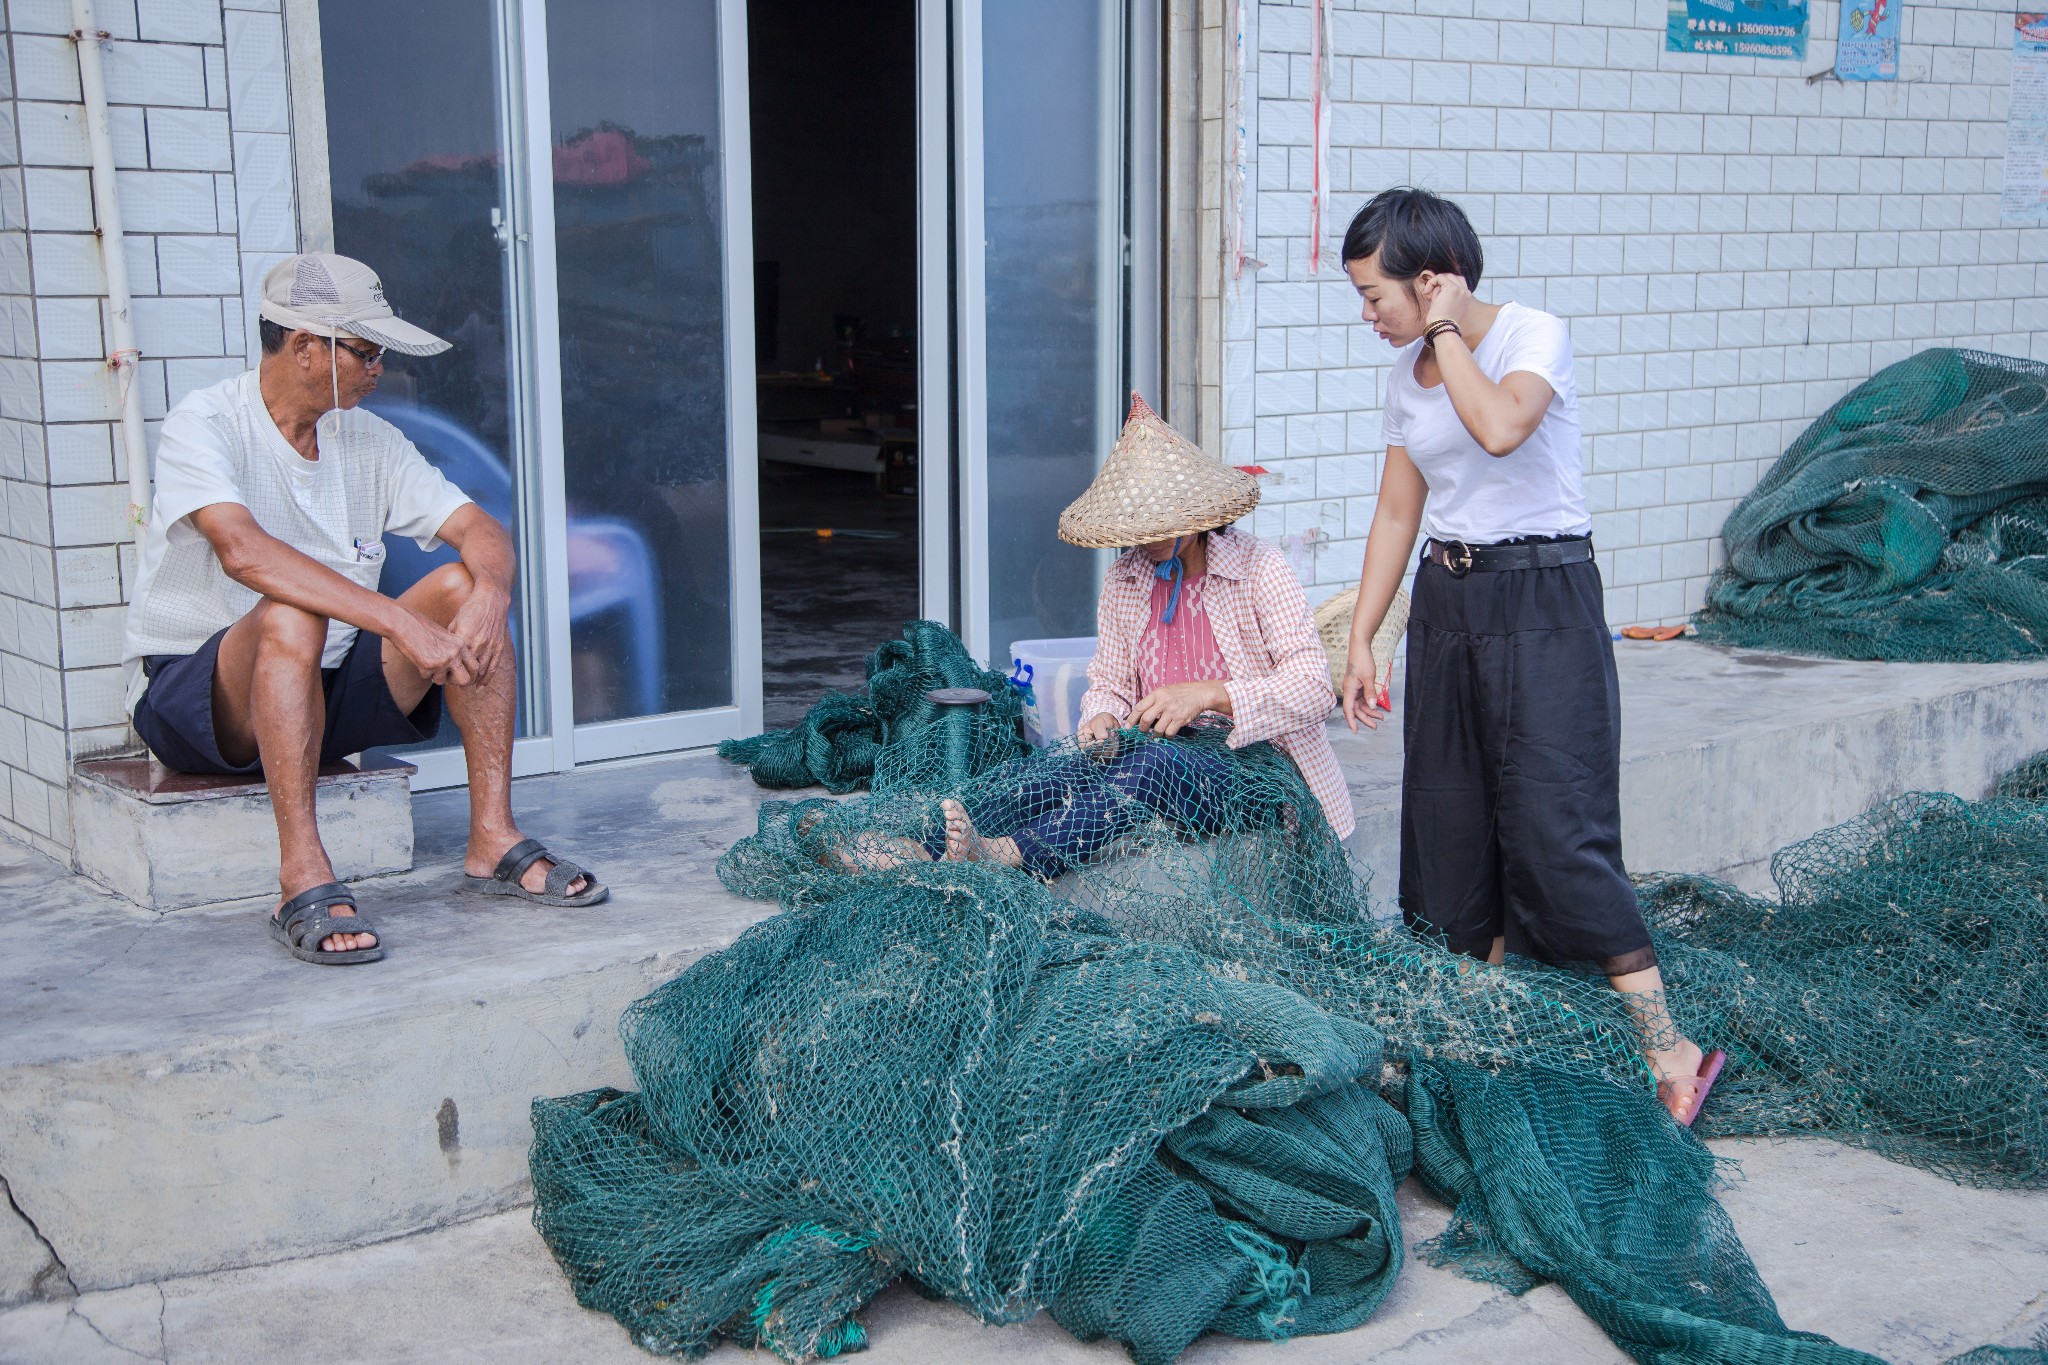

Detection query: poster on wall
xmin=1835 ymin=0 xmax=1900 ymax=79
xmin=2004 ymin=14 xmax=2048 ymax=222
xmin=1665 ymin=0 xmax=1808 ymax=58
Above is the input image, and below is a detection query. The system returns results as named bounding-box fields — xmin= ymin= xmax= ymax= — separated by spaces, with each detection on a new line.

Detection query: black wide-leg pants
xmin=1397 ymin=556 xmax=1653 ymax=966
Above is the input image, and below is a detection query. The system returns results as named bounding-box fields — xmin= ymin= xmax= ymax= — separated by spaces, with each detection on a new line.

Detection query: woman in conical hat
xmin=923 ymin=395 xmax=1356 ymax=876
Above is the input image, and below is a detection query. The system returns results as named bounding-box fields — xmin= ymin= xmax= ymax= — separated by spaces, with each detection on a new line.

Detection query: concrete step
xmin=1338 ymin=642 xmax=2048 ymax=892
xmin=1 ymin=1138 xmax=2042 ymax=1364
xmin=68 ymin=754 xmax=417 ymax=910
xmin=0 ymin=753 xmax=775 ymax=1302
xmin=3 ymin=642 xmax=2047 ymax=1304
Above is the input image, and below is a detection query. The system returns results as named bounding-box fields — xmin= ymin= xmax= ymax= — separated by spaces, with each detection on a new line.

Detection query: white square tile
xmin=115 ymin=170 xmax=219 ymax=233
xmin=231 ymin=132 xmax=295 ymax=252
xmin=225 ymin=9 xmax=290 ymax=133
xmin=104 ymin=39 xmax=208 ymax=108
xmin=146 ymin=107 xmax=234 ymax=172
xmin=137 ymin=0 xmax=227 ymax=44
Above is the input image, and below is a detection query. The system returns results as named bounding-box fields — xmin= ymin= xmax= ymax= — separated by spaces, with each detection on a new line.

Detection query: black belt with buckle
xmin=1422 ymin=535 xmax=1594 ymax=577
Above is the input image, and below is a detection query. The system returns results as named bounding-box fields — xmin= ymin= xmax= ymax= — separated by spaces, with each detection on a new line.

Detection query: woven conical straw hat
xmin=1058 ymin=394 xmax=1261 ymax=549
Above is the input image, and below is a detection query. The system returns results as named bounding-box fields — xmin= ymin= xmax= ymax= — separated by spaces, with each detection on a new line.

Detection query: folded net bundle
xmin=531 ymin=629 xmax=2045 ymax=1365
xmin=717 ymin=620 xmax=1027 ymax=795
xmin=1697 ymin=348 xmax=2048 ymax=660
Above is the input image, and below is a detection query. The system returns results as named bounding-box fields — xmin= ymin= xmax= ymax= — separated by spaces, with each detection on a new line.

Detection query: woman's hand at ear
xmin=1421 ymin=271 xmax=1474 ymax=329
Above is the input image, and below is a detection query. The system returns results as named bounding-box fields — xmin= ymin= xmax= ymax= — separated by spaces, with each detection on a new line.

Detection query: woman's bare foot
xmin=940 ymin=800 xmax=1023 ymax=868
xmin=789 ymin=806 xmax=929 ymax=873
xmin=1650 ymin=1036 xmax=1710 ymax=1123
xmin=1606 ymin=962 xmax=1715 ymax=1123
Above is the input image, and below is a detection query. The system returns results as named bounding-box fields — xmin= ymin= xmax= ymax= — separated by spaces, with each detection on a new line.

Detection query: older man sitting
xmin=120 ymin=253 xmax=607 ymax=966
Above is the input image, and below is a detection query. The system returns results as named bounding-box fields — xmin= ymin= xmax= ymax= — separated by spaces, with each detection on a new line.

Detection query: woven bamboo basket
xmin=1311 ymin=584 xmax=1410 ymax=698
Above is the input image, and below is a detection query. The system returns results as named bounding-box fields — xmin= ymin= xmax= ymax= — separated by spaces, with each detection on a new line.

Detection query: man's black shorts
xmin=132 ymin=625 xmax=443 ymax=777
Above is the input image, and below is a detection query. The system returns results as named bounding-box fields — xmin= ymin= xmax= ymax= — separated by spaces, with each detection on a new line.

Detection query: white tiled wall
xmin=0 ymin=0 xmax=293 ymax=858
xmin=1228 ymin=0 xmax=2047 ymax=627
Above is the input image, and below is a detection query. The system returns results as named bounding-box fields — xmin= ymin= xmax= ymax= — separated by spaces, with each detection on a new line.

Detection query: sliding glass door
xmin=319 ymin=0 xmax=548 ymax=780
xmin=542 ymin=0 xmax=759 ymax=760
xmin=311 ymin=0 xmax=1151 ymax=781
xmin=315 ymin=0 xmax=759 ymax=783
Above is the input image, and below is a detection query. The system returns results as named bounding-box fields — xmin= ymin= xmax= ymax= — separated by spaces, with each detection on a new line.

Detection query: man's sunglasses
xmin=330 ymin=337 xmax=385 ymax=367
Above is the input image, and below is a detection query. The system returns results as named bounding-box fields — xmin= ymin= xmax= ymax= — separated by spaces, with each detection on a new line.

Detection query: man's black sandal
xmin=270 ymin=882 xmax=385 ymax=965
xmin=463 ymin=838 xmax=609 ymax=907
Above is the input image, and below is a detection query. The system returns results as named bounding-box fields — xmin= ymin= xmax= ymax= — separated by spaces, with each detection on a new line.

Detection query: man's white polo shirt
xmin=120 ymin=371 xmax=473 ymax=714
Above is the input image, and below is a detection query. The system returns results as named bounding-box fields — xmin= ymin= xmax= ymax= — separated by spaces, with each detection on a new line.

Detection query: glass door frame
xmin=951 ymin=0 xmax=990 ymax=662
xmin=918 ymin=0 xmax=955 ymax=626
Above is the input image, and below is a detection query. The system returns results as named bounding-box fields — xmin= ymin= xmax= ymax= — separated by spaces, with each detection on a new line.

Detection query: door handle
xmin=491 ymin=207 xmax=528 ymax=247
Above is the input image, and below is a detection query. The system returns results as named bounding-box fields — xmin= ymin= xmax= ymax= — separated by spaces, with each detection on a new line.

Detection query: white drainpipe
xmin=69 ymin=0 xmax=150 ymax=546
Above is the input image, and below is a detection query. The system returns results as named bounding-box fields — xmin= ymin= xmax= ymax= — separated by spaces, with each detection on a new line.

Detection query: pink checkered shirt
xmin=1079 ymin=528 xmax=1355 ymax=839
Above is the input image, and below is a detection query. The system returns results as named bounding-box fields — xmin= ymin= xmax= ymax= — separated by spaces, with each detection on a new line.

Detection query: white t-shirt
xmin=1381 ymin=301 xmax=1592 ymax=545
xmin=121 ymin=371 xmax=473 ymax=713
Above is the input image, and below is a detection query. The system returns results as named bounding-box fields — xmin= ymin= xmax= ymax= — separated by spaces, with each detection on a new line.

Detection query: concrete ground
xmin=1 ymin=1139 xmax=2043 ymax=1364
xmin=5 ymin=642 xmax=2048 ymax=1361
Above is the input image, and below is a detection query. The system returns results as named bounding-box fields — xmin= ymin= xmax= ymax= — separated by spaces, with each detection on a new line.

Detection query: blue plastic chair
xmin=370 ymin=399 xmax=666 ymax=718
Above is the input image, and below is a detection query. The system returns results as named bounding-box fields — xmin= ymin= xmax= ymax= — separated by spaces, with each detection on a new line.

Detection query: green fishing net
xmin=717 ymin=619 xmax=1027 ymax=794
xmin=1946 ymin=1329 xmax=2048 ymax=1365
xmin=1639 ymin=789 xmax=2048 ymax=1188
xmin=527 ymin=665 xmax=2048 ymax=1364
xmin=1697 ymin=348 xmax=2048 ymax=660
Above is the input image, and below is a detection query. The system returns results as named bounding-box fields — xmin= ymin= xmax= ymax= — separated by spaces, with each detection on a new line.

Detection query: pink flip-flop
xmin=1657 ymin=1048 xmax=1727 ymax=1128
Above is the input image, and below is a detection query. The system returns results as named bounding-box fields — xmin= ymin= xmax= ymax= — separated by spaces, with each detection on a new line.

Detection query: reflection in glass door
xmin=960 ymin=0 xmax=1136 ymax=666
xmin=546 ymin=0 xmax=753 ymax=746
xmin=318 ymin=0 xmax=546 ymax=784
xmin=312 ymin=0 xmax=760 ymax=777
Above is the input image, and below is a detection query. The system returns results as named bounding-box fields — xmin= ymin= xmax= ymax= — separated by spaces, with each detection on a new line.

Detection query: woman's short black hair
xmin=1341 ymin=187 xmax=1483 ymax=289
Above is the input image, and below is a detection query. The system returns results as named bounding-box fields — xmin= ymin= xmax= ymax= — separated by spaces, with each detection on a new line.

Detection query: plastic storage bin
xmin=1008 ymin=637 xmax=1097 ymax=747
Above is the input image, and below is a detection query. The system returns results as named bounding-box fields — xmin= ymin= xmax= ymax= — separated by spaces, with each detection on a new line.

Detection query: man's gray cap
xmin=258 ymin=253 xmax=451 ymax=357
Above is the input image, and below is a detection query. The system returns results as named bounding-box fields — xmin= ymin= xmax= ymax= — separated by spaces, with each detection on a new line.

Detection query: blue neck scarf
xmin=1154 ymin=537 xmax=1189 ymax=624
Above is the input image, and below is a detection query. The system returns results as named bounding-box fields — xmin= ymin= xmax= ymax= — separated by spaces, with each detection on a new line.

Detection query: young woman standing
xmin=1334 ymin=188 xmax=1722 ymax=1125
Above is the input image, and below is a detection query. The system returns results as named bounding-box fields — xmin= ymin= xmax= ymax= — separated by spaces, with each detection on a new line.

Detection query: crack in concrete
xmin=2000 ymin=1287 xmax=2048 ymax=1338
xmin=65 ymin=1292 xmax=168 ymax=1363
xmin=69 ymin=920 xmax=162 ymax=984
xmin=1 ymin=1170 xmax=77 ymax=1302
xmin=1376 ymin=1288 xmax=1538 ymax=1357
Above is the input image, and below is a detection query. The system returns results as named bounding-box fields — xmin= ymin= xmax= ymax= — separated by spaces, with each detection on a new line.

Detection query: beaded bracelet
xmin=1422 ymin=319 xmax=1463 ymax=348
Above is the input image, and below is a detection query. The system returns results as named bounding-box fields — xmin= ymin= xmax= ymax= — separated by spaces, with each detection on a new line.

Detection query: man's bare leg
xmin=212 ymin=599 xmax=375 ymax=954
xmin=382 ymin=564 xmax=587 ymax=896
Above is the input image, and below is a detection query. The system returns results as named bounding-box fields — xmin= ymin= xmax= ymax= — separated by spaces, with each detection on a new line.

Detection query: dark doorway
xmin=749 ymin=0 xmax=920 ymax=728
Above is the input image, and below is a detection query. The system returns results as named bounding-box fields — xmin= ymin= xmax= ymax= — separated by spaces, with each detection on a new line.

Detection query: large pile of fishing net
xmin=1696 ymin=347 xmax=2048 ymax=660
xmin=717 ymin=619 xmax=1026 ymax=793
xmin=1640 ymin=785 xmax=2047 ymax=1187
xmin=530 ymin=698 xmax=2045 ymax=1363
